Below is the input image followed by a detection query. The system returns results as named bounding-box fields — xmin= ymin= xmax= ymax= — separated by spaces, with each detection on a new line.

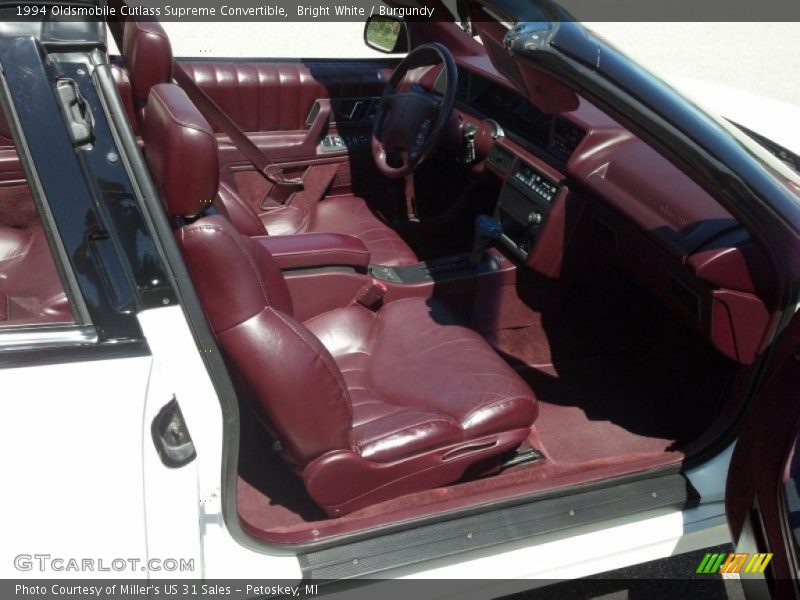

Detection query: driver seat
xmin=143 ymin=83 xmax=538 ymax=516
xmin=121 ymin=19 xmax=418 ymax=267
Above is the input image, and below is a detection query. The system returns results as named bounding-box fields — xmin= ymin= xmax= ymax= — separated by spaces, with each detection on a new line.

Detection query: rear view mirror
xmin=364 ymin=15 xmax=409 ymax=53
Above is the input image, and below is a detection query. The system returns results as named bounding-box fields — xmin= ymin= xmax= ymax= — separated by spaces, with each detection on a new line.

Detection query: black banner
xmin=2 ymin=0 xmax=800 ymax=22
xmin=0 ymin=577 xmax=759 ymax=600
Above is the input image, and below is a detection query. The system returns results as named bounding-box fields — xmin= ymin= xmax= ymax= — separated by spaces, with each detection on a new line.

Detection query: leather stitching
xmin=356 ymin=416 xmax=461 ymax=449
xmin=150 ymin=88 xmax=216 ymax=143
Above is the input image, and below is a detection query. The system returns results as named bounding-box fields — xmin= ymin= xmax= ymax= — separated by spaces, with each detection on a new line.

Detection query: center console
xmin=492 ymin=154 xmax=561 ymax=260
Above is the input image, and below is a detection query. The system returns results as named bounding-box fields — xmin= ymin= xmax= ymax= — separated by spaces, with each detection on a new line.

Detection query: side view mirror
xmin=364 ymin=15 xmax=409 ymax=53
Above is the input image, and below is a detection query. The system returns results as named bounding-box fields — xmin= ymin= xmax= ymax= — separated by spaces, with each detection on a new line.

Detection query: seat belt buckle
xmin=356 ymin=279 xmax=388 ymax=310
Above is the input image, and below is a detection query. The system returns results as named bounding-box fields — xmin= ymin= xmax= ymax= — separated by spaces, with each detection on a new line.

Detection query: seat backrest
xmin=121 ymin=21 xmax=267 ymax=236
xmin=142 ymin=83 xmax=352 ymax=468
xmin=122 ymin=20 xmax=173 ymax=123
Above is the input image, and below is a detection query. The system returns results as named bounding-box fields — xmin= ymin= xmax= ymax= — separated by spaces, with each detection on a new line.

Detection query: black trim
xmin=730 ymin=120 xmax=800 ymax=173
xmin=0 ymin=48 xmax=90 ymax=326
xmin=0 ymin=38 xmax=148 ymax=342
xmin=300 ymin=473 xmax=697 ymax=579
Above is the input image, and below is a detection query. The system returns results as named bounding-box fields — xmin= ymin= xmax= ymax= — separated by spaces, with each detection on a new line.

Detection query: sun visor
xmin=471 ymin=2 xmax=579 ymax=113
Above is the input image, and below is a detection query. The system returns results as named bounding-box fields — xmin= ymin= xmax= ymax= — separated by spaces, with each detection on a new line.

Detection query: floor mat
xmin=478 ymin=272 xmax=733 ymax=464
xmin=516 ymin=326 xmax=732 ymax=464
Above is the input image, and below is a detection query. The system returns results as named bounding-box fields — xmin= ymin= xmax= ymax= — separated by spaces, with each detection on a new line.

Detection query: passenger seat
xmin=121 ymin=19 xmax=419 ymax=267
xmin=143 ymin=83 xmax=538 ymax=516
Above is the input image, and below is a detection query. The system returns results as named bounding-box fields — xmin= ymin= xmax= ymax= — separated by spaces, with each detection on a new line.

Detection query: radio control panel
xmin=494 ymin=158 xmax=561 ymax=260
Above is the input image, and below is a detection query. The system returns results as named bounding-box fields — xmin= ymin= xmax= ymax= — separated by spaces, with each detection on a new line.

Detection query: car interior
xmin=0 ymin=109 xmax=74 ymax=325
xmin=0 ymin=12 xmax=781 ymax=546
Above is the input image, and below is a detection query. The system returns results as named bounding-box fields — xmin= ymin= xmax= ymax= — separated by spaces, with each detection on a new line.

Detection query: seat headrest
xmin=143 ymin=84 xmax=219 ymax=218
xmin=123 ymin=20 xmax=173 ymax=106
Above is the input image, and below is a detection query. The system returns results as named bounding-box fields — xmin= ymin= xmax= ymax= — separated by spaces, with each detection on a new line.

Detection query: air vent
xmin=550 ymin=118 xmax=585 ymax=162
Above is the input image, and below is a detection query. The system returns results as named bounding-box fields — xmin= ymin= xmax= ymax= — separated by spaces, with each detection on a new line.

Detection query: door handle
xmin=151 ymin=397 xmax=196 ymax=468
xmin=55 ymin=78 xmax=94 ymax=146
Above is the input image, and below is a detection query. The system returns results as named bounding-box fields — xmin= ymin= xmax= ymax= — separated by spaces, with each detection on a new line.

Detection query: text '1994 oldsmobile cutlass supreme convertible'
xmin=1 ymin=1 xmax=800 ymax=597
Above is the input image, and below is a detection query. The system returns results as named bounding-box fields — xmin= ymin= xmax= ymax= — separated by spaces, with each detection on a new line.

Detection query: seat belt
xmin=171 ymin=62 xmax=304 ymax=202
xmin=105 ymin=16 xmax=302 ymax=202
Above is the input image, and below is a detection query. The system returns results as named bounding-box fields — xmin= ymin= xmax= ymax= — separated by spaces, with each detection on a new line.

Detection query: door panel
xmin=726 ymin=311 xmax=800 ymax=598
xmin=178 ymin=60 xmax=392 ymax=132
xmin=178 ymin=59 xmax=401 ymax=207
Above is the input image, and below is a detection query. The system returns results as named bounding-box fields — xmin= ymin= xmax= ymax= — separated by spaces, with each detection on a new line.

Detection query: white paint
xmin=136 ymin=306 xmax=303 ymax=581
xmin=0 ymin=355 xmax=153 ymax=579
xmin=685 ymin=442 xmax=734 ymax=504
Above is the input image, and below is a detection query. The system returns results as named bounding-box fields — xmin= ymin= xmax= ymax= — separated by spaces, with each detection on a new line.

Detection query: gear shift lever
xmin=469 ymin=215 xmax=503 ymax=266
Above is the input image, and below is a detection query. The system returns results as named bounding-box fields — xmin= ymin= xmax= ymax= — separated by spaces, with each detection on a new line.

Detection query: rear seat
xmin=0 ymin=110 xmax=73 ymax=325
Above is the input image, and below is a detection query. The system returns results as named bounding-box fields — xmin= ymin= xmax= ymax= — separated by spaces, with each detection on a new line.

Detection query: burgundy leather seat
xmin=0 ymin=225 xmax=72 ymax=323
xmin=143 ymin=83 xmax=538 ymax=516
xmin=121 ymin=19 xmax=418 ymax=267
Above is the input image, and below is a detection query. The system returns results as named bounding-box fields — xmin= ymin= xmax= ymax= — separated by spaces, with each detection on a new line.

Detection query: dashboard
xmin=438 ymin=62 xmax=777 ymax=366
xmin=434 ymin=67 xmax=585 ymax=165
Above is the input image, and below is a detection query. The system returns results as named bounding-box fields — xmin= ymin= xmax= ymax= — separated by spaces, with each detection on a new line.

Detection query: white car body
xmin=0 ymin=302 xmax=732 ymax=586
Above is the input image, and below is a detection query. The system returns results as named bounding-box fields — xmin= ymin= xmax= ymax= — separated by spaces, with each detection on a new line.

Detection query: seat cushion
xmin=306 ymin=195 xmax=418 ymax=267
xmin=0 ymin=225 xmax=72 ymax=323
xmin=303 ymin=298 xmax=538 ymax=463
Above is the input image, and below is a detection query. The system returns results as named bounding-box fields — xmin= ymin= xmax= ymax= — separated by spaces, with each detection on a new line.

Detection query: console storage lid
xmin=254 ymin=233 xmax=371 ymax=271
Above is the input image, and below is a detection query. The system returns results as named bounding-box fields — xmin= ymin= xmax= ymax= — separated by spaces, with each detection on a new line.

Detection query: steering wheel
xmin=371 ymin=43 xmax=458 ymax=179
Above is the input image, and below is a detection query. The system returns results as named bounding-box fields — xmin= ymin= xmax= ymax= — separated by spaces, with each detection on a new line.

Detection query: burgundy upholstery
xmin=217 ymin=182 xmax=417 ymax=266
xmin=179 ymin=61 xmax=390 ymax=133
xmin=253 ymin=233 xmax=371 ymax=271
xmin=252 ymin=192 xmax=418 ymax=267
xmin=303 ymin=300 xmax=538 ymax=462
xmin=123 ymin=22 xmax=416 ymax=266
xmin=122 ymin=20 xmax=173 ymax=111
xmin=0 ymin=225 xmax=72 ymax=323
xmin=110 ymin=63 xmax=139 ymax=136
xmin=143 ymin=84 xmax=219 ymax=218
xmin=0 ymin=123 xmax=72 ymax=323
xmin=144 ymin=83 xmax=538 ymax=515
